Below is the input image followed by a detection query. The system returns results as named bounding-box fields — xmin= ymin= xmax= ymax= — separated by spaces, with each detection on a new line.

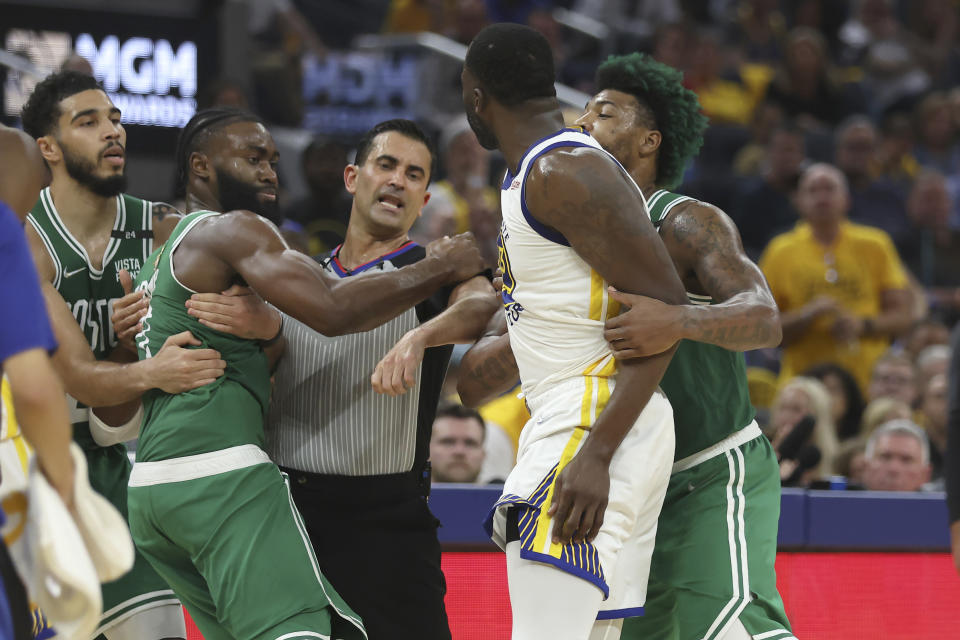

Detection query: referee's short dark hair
xmin=354 ymin=119 xmax=436 ymax=182
xmin=465 ymin=23 xmax=557 ymax=107
xmin=434 ymin=403 xmax=486 ymax=434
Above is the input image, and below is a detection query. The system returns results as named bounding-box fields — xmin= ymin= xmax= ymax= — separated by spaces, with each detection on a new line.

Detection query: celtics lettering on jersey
xmin=135 ymin=261 xmax=160 ymax=358
xmin=27 ymin=187 xmax=155 ymax=360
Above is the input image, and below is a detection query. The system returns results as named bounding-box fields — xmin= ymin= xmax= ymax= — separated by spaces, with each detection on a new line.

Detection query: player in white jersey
xmin=462 ymin=24 xmax=688 ymax=640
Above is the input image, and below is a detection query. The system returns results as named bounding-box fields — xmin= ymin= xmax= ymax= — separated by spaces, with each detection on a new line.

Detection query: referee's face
xmin=345 ymin=131 xmax=432 ymax=238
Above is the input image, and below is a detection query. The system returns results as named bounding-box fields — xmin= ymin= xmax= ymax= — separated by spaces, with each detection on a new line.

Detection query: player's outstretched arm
xmin=201 ymin=211 xmax=485 ymax=337
xmin=457 ymin=312 xmax=518 ymax=407
xmin=4 ymin=348 xmax=75 ymax=504
xmin=372 ymin=275 xmax=498 ymax=396
xmin=603 ymin=202 xmax=782 ymax=358
xmin=525 ymin=147 xmax=688 ymax=545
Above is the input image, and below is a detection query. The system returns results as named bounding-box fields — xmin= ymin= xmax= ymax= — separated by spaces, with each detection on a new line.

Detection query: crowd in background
xmin=38 ymin=0 xmax=960 ymax=493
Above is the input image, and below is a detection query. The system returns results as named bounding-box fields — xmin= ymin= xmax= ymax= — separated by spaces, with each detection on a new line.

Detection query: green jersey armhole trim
xmin=167 ymin=211 xmax=220 ymax=295
xmin=25 ymin=215 xmax=63 ymax=290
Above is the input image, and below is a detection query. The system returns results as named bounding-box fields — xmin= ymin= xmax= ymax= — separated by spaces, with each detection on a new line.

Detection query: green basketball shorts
xmin=622 ymin=425 xmax=794 ymax=640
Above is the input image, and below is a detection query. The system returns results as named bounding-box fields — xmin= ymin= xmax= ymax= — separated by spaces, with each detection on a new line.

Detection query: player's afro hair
xmin=175 ymin=107 xmax=266 ymax=196
xmin=595 ymin=53 xmax=708 ymax=189
xmin=465 ymin=23 xmax=557 ymax=107
xmin=21 ymin=70 xmax=102 ymax=139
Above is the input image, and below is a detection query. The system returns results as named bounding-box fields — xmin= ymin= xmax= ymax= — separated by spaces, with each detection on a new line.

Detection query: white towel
xmin=22 ymin=443 xmax=136 ymax=639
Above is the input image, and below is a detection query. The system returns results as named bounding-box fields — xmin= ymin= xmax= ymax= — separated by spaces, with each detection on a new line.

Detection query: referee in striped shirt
xmin=191 ymin=119 xmax=497 ymax=639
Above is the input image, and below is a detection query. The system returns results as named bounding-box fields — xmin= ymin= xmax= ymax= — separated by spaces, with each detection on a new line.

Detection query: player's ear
xmin=189 ymin=151 xmax=211 ymax=181
xmin=472 ymin=87 xmax=487 ymax=116
xmin=36 ymin=135 xmax=60 ymax=164
xmin=344 ymin=164 xmax=359 ymax=195
xmin=421 ymin=191 xmax=431 ymax=209
xmin=639 ymin=130 xmax=662 ymax=156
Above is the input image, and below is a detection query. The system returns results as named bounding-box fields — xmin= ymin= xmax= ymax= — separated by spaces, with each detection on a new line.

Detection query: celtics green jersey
xmin=647 ymin=189 xmax=756 ymax=461
xmin=135 ymin=211 xmax=270 ymax=462
xmin=27 ymin=187 xmax=155 ymax=447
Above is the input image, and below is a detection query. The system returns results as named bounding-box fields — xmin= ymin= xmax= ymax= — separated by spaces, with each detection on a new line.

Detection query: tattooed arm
xmin=603 ymin=201 xmax=782 ymax=358
xmin=525 ymin=147 xmax=687 ymax=545
xmin=457 ymin=312 xmax=519 ymax=407
xmin=152 ymin=201 xmax=183 ymax=245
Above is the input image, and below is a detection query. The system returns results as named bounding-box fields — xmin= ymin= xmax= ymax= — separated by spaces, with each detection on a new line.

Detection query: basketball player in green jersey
xmin=125 ymin=107 xmax=483 ymax=640
xmin=20 ymin=71 xmax=227 ymax=639
xmin=459 ymin=54 xmax=794 ymax=640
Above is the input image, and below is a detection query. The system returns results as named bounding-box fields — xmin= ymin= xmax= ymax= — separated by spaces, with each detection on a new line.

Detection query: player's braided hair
xmin=465 ymin=23 xmax=557 ymax=107
xmin=175 ymin=107 xmax=266 ymax=196
xmin=21 ymin=70 xmax=102 ymax=139
xmin=594 ymin=53 xmax=708 ymax=189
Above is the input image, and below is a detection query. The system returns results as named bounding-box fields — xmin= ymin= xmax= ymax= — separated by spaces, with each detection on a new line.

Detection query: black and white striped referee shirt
xmin=266 ymin=242 xmax=454 ymax=476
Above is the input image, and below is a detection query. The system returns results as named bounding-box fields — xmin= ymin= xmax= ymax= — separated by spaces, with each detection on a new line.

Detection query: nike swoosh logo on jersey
xmin=63 ymin=266 xmax=86 ymax=278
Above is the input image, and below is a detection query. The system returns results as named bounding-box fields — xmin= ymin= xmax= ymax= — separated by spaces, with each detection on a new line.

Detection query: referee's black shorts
xmin=282 ymin=467 xmax=451 ymax=640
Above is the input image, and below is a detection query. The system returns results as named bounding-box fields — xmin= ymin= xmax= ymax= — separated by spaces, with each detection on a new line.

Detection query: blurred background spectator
xmin=804 ymin=362 xmax=865 ymax=441
xmin=429 ymin=404 xmax=486 ymax=484
xmin=768 ymin=376 xmax=839 ymax=485
xmin=282 ymin=136 xmax=354 ymax=255
xmin=412 ymin=116 xmax=500 ymax=264
xmin=862 ymin=419 xmax=933 ymax=491
xmin=760 ymin=163 xmax=913 ymax=393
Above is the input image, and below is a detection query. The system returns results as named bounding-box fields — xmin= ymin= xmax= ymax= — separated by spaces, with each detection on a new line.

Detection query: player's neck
xmin=498 ymin=104 xmax=566 ymax=176
xmin=625 ymin=162 xmax=658 ymax=199
xmin=338 ymin=222 xmax=409 ymax=270
xmin=49 ymin=175 xmax=117 ymax=237
xmin=185 ymin=190 xmax=220 ymax=214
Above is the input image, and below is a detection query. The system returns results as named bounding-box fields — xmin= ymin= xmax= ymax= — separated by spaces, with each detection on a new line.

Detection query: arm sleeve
xmin=0 ymin=204 xmax=57 ymax=365
xmin=946 ymin=324 xmax=960 ymax=523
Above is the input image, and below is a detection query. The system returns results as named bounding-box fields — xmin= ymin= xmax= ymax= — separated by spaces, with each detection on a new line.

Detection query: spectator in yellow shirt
xmin=760 ymin=163 xmax=914 ymax=392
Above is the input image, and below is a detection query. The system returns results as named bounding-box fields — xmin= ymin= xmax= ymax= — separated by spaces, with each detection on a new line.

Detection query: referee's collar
xmin=327 ymin=241 xmax=419 ymax=277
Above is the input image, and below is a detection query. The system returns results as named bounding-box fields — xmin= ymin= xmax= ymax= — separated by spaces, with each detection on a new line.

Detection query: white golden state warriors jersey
xmin=498 ymin=128 xmax=646 ymax=404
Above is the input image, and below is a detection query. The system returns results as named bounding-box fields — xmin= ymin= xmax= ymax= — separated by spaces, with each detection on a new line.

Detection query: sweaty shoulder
xmin=659 ymin=199 xmax=736 ymax=255
xmin=661 ymin=198 xmax=730 ymax=232
xmin=528 ymin=145 xmax=619 ymax=184
xmin=525 ymin=145 xmax=631 ymax=213
xmin=186 ymin=209 xmax=283 ymax=252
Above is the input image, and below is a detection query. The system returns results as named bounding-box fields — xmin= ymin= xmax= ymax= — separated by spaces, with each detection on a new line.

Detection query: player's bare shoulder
xmin=659 ymin=199 xmax=744 ymax=267
xmin=151 ymin=201 xmax=183 ymax=245
xmin=189 ymin=209 xmax=286 ymax=254
xmin=525 ymin=146 xmax=646 ymax=234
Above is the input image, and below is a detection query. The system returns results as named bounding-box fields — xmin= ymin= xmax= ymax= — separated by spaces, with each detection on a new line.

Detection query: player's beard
xmin=466 ymin=110 xmax=499 ymax=151
xmin=60 ymin=140 xmax=127 ymax=197
xmin=215 ymin=168 xmax=281 ymax=225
